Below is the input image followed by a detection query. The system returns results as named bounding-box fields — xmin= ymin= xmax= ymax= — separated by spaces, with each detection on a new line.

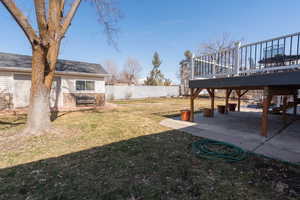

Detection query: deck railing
xmin=192 ymin=32 xmax=300 ymax=79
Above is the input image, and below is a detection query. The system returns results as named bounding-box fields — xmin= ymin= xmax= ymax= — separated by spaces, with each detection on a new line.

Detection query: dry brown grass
xmin=0 ymin=97 xmax=299 ymax=200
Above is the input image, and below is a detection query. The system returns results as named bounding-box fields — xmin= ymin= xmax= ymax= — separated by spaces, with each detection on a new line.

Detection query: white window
xmin=76 ymin=80 xmax=95 ymax=91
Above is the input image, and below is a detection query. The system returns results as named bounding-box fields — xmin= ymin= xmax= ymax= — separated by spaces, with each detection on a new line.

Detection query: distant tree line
xmin=103 ymin=57 xmax=142 ymax=85
xmin=103 ymin=52 xmax=172 ymax=86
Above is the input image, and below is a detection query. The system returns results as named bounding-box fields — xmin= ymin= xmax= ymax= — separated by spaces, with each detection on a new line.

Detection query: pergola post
xmin=225 ymin=89 xmax=232 ymax=113
xmin=261 ymin=87 xmax=272 ymax=137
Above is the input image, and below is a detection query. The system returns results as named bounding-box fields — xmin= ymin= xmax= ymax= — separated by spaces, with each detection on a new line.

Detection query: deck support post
xmin=225 ymin=89 xmax=232 ymax=113
xmin=236 ymin=90 xmax=241 ymax=112
xmin=236 ymin=89 xmax=248 ymax=112
xmin=190 ymin=88 xmax=202 ymax=121
xmin=261 ymin=87 xmax=272 ymax=137
xmin=207 ymin=88 xmax=215 ymax=117
xmin=293 ymin=93 xmax=298 ymax=116
xmin=190 ymin=88 xmax=195 ymax=122
xmin=282 ymin=96 xmax=288 ymax=124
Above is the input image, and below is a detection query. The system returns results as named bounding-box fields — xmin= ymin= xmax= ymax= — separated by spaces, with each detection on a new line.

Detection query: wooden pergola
xmin=189 ymin=71 xmax=300 ymax=137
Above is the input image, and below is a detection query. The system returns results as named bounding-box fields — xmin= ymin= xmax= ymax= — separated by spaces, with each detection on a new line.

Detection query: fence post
xmin=234 ymin=42 xmax=241 ymax=76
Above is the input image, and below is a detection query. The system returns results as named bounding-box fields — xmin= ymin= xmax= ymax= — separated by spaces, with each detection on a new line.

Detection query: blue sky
xmin=1 ymin=0 xmax=300 ymax=83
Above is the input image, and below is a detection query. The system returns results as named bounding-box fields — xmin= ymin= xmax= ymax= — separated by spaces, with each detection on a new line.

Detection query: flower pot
xmin=203 ymin=108 xmax=212 ymax=117
xmin=181 ymin=110 xmax=191 ymax=121
xmin=228 ymin=103 xmax=237 ymax=112
xmin=217 ymin=105 xmax=226 ymax=114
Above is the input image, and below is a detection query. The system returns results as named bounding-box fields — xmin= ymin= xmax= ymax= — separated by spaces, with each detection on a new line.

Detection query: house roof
xmin=0 ymin=52 xmax=108 ymax=75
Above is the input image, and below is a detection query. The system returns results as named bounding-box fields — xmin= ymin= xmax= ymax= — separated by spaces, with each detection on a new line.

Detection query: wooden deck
xmin=190 ymin=71 xmax=300 ymax=89
xmin=189 ymin=71 xmax=300 ymax=137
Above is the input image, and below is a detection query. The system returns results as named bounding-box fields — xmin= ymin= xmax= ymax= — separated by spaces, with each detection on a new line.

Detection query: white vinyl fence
xmin=105 ymin=85 xmax=179 ymax=100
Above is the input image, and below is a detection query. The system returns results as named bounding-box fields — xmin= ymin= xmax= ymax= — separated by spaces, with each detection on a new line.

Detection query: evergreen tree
xmin=184 ymin=50 xmax=193 ymax=60
xmin=152 ymin=51 xmax=162 ymax=67
xmin=145 ymin=52 xmax=171 ymax=86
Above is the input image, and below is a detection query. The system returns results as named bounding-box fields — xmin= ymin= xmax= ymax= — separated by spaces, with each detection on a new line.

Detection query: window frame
xmin=75 ymin=80 xmax=95 ymax=91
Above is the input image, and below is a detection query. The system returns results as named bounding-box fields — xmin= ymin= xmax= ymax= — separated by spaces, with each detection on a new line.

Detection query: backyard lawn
xmin=0 ymin=97 xmax=299 ymax=200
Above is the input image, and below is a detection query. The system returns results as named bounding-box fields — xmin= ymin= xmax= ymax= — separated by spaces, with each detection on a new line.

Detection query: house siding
xmin=61 ymin=76 xmax=105 ymax=94
xmin=0 ymin=93 xmax=13 ymax=109
xmin=12 ymin=74 xmax=65 ymax=108
xmin=0 ymin=73 xmax=106 ymax=110
xmin=0 ymin=72 xmax=13 ymax=92
xmin=13 ymin=74 xmax=32 ymax=108
xmin=61 ymin=76 xmax=105 ymax=108
xmin=0 ymin=52 xmax=107 ymax=111
xmin=0 ymin=73 xmax=13 ymax=109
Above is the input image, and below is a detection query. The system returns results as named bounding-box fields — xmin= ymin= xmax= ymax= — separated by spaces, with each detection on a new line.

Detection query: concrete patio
xmin=160 ymin=108 xmax=300 ymax=163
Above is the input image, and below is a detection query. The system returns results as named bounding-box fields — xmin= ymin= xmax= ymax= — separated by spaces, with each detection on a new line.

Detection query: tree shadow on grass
xmin=0 ymin=120 xmax=24 ymax=126
xmin=0 ymin=130 xmax=299 ymax=200
xmin=50 ymin=108 xmax=99 ymax=121
xmin=0 ymin=115 xmax=26 ymax=130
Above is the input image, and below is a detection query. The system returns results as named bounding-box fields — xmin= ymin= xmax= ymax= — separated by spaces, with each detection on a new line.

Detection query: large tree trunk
xmin=23 ymin=45 xmax=53 ymax=135
xmin=1 ymin=0 xmax=83 ymax=135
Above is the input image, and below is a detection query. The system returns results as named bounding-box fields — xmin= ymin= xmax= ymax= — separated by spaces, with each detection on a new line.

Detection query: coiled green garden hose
xmin=192 ymin=139 xmax=247 ymax=162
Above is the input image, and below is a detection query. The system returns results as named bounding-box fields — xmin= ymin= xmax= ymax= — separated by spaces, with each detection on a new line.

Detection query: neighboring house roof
xmin=0 ymin=52 xmax=108 ymax=76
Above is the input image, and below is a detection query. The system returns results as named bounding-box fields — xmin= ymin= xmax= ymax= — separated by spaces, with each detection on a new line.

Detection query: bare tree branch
xmin=121 ymin=57 xmax=142 ymax=84
xmin=34 ymin=0 xmax=48 ymax=38
xmin=91 ymin=0 xmax=122 ymax=49
xmin=60 ymin=0 xmax=65 ymax=12
xmin=1 ymin=0 xmax=39 ymax=45
xmin=197 ymin=33 xmax=238 ymax=55
xmin=60 ymin=0 xmax=81 ymax=37
xmin=102 ymin=59 xmax=119 ymax=84
xmin=48 ymin=0 xmax=63 ymax=34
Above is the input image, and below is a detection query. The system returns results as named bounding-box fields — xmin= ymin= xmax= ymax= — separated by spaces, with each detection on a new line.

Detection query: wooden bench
xmin=76 ymin=95 xmax=96 ymax=106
